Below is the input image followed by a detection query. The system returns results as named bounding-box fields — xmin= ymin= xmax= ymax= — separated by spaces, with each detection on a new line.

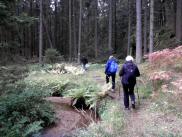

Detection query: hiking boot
xmin=131 ymin=101 xmax=135 ymax=109
xmin=132 ymin=104 xmax=135 ymax=109
xmin=111 ymin=89 xmax=115 ymax=92
xmin=124 ymin=107 xmax=130 ymax=110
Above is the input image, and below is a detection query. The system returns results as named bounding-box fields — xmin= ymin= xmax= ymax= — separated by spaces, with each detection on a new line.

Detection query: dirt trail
xmin=41 ymin=97 xmax=97 ymax=137
xmin=93 ymin=74 xmax=182 ymax=136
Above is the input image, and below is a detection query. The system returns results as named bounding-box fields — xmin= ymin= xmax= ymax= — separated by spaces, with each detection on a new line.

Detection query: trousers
xmin=106 ymin=73 xmax=116 ymax=89
xmin=122 ymin=84 xmax=135 ymax=108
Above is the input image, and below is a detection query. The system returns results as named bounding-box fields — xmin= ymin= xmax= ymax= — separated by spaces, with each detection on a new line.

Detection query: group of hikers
xmin=80 ymin=55 xmax=140 ymax=110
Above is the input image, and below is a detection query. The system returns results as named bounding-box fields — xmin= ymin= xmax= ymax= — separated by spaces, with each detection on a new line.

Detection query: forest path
xmin=93 ymin=72 xmax=182 ymax=137
xmin=41 ymin=98 xmax=96 ymax=137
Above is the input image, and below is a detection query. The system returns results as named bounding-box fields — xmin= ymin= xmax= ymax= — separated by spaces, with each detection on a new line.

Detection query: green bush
xmin=0 ymin=88 xmax=55 ymax=137
xmin=24 ymin=73 xmax=77 ymax=96
xmin=63 ymin=80 xmax=101 ymax=108
xmin=0 ymin=66 xmax=28 ymax=94
xmin=45 ymin=48 xmax=60 ymax=64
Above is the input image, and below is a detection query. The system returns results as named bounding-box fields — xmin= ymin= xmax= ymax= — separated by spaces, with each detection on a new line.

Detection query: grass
xmin=150 ymin=91 xmax=182 ymax=119
xmin=74 ymin=100 xmax=125 ymax=137
xmin=158 ymin=132 xmax=182 ymax=137
xmin=136 ymin=80 xmax=153 ymax=99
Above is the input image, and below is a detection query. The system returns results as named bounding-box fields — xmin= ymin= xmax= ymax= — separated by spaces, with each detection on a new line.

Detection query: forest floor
xmin=92 ymin=69 xmax=182 ymax=137
xmin=41 ymin=67 xmax=182 ymax=137
xmin=1 ymin=46 xmax=182 ymax=137
xmin=41 ymin=97 xmax=97 ymax=137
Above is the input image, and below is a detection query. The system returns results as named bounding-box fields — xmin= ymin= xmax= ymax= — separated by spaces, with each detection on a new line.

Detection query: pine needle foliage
xmin=0 ymin=87 xmax=55 ymax=137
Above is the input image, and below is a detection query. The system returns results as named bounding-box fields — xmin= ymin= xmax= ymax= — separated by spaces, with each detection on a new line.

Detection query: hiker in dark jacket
xmin=105 ymin=55 xmax=118 ymax=92
xmin=81 ymin=56 xmax=88 ymax=70
xmin=119 ymin=56 xmax=140 ymax=109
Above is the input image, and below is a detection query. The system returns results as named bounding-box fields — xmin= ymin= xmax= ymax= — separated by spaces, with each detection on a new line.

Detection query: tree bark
xmin=78 ymin=0 xmax=82 ymax=63
xmin=69 ymin=0 xmax=72 ymax=61
xmin=176 ymin=0 xmax=182 ymax=43
xmin=39 ymin=0 xmax=43 ymax=65
xmin=54 ymin=0 xmax=58 ymax=48
xmin=136 ymin=0 xmax=142 ymax=63
xmin=149 ymin=0 xmax=154 ymax=54
xmin=127 ymin=0 xmax=131 ymax=55
xmin=43 ymin=17 xmax=53 ymax=48
xmin=94 ymin=0 xmax=98 ymax=58
xmin=73 ymin=0 xmax=77 ymax=61
xmin=108 ymin=0 xmax=113 ymax=52
xmin=143 ymin=0 xmax=148 ymax=55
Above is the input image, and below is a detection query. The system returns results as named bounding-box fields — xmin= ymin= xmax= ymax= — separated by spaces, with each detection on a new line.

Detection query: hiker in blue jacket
xmin=105 ymin=55 xmax=118 ymax=92
xmin=119 ymin=56 xmax=140 ymax=109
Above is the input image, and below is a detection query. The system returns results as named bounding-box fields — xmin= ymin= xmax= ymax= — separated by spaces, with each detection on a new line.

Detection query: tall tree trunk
xmin=136 ymin=0 xmax=142 ymax=63
xmin=149 ymin=0 xmax=154 ymax=54
xmin=176 ymin=0 xmax=182 ymax=43
xmin=69 ymin=0 xmax=72 ymax=61
xmin=54 ymin=0 xmax=58 ymax=48
xmin=127 ymin=0 xmax=131 ymax=55
xmin=43 ymin=18 xmax=53 ymax=48
xmin=78 ymin=0 xmax=82 ymax=63
xmin=39 ymin=0 xmax=43 ymax=65
xmin=143 ymin=0 xmax=148 ymax=55
xmin=94 ymin=0 xmax=98 ymax=58
xmin=73 ymin=0 xmax=77 ymax=61
xmin=113 ymin=0 xmax=117 ymax=53
xmin=108 ymin=0 xmax=113 ymax=52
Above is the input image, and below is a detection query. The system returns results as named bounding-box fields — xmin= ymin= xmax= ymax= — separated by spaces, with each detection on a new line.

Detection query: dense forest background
xmin=0 ymin=0 xmax=181 ymax=64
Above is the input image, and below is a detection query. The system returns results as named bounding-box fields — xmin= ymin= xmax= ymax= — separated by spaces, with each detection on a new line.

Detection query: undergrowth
xmin=25 ymin=65 xmax=103 ymax=108
xmin=0 ymin=86 xmax=55 ymax=137
xmin=74 ymin=100 xmax=125 ymax=137
xmin=150 ymin=92 xmax=182 ymax=119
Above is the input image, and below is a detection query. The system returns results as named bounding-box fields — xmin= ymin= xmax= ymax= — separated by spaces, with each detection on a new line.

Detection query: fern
xmin=24 ymin=121 xmax=43 ymax=137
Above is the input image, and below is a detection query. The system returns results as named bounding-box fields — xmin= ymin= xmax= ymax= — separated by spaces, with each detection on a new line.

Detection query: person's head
xmin=109 ymin=55 xmax=114 ymax=60
xmin=125 ymin=55 xmax=134 ymax=62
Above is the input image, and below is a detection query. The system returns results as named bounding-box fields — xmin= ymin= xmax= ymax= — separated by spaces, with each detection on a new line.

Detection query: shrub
xmin=63 ymin=80 xmax=101 ymax=108
xmin=45 ymin=48 xmax=60 ymax=64
xmin=0 ymin=89 xmax=55 ymax=137
xmin=148 ymin=45 xmax=182 ymax=69
xmin=0 ymin=66 xmax=28 ymax=94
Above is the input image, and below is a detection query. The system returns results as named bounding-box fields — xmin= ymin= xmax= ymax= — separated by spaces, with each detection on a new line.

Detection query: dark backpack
xmin=125 ymin=63 xmax=136 ymax=83
xmin=109 ymin=61 xmax=118 ymax=73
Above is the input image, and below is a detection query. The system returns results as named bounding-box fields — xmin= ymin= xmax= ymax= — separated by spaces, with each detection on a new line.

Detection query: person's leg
xmin=129 ymin=85 xmax=135 ymax=108
xmin=83 ymin=64 xmax=86 ymax=70
xmin=106 ymin=74 xmax=110 ymax=83
xmin=111 ymin=73 xmax=116 ymax=90
xmin=123 ymin=84 xmax=129 ymax=109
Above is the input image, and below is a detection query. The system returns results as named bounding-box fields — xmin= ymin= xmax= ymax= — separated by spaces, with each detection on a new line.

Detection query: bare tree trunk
xmin=149 ymin=0 xmax=154 ymax=54
xmin=54 ymin=0 xmax=58 ymax=48
xmin=39 ymin=0 xmax=43 ymax=65
xmin=113 ymin=0 xmax=117 ymax=53
xmin=136 ymin=0 xmax=142 ymax=64
xmin=78 ymin=0 xmax=82 ymax=63
xmin=73 ymin=0 xmax=77 ymax=61
xmin=43 ymin=17 xmax=53 ymax=48
xmin=176 ymin=0 xmax=182 ymax=43
xmin=108 ymin=0 xmax=113 ymax=52
xmin=127 ymin=0 xmax=131 ymax=55
xmin=94 ymin=0 xmax=98 ymax=58
xmin=69 ymin=0 xmax=72 ymax=61
xmin=143 ymin=0 xmax=148 ymax=55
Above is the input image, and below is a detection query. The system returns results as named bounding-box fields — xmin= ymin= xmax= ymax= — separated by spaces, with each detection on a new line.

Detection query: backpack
xmin=109 ymin=61 xmax=118 ymax=73
xmin=125 ymin=63 xmax=136 ymax=82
